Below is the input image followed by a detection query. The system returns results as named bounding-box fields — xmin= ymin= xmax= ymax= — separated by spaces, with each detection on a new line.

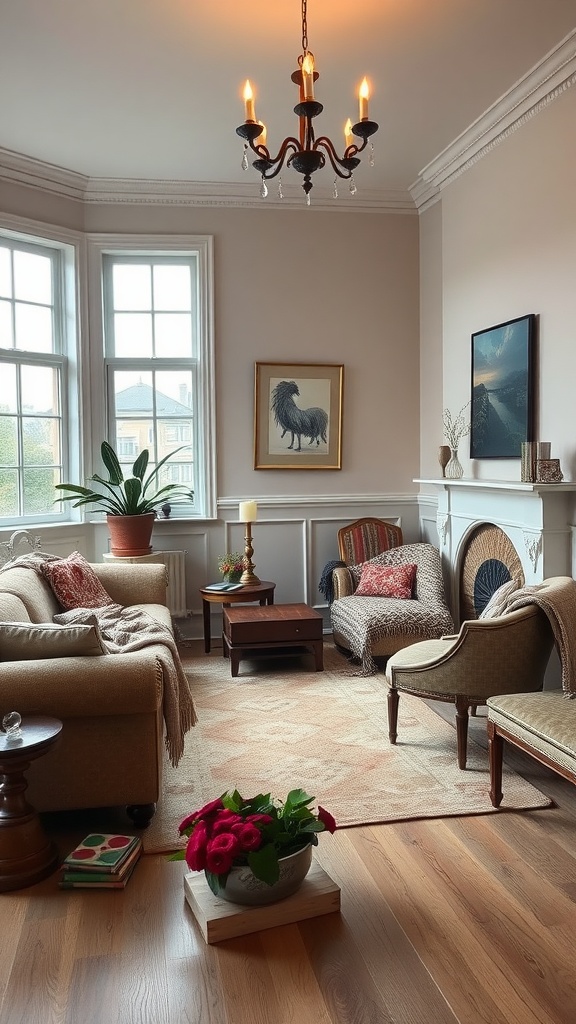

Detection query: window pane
xmin=0 ymin=364 xmax=17 ymax=412
xmin=21 ymin=365 xmax=60 ymax=415
xmin=155 ymin=370 xmax=193 ymax=414
xmin=113 ymin=265 xmax=151 ymax=311
xmin=14 ymin=251 xmax=52 ymax=304
xmin=114 ymin=371 xmax=154 ymax=416
xmin=22 ymin=417 xmax=60 ymax=466
xmin=14 ymin=303 xmax=53 ymax=353
xmin=0 ymin=469 xmax=18 ymax=516
xmin=23 ymin=467 xmax=59 ymax=515
xmin=154 ymin=313 xmax=192 ymax=357
xmin=153 ymin=265 xmax=191 ymax=311
xmin=114 ymin=312 xmax=153 ymax=357
xmin=0 ymin=248 xmax=11 ymax=298
xmin=0 ymin=416 xmax=18 ymax=465
xmin=0 ymin=300 xmax=13 ymax=347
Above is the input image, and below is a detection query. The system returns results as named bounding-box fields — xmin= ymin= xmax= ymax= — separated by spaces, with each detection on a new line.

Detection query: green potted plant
xmin=55 ymin=441 xmax=194 ymax=556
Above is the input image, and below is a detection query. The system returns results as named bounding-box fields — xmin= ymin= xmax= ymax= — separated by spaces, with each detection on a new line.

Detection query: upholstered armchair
xmin=330 ymin=542 xmax=454 ymax=674
xmin=385 ymin=604 xmax=555 ymax=769
xmin=337 ymin=517 xmax=403 ymax=566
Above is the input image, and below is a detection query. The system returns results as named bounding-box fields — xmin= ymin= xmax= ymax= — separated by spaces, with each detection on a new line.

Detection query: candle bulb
xmin=255 ymin=121 xmax=267 ymax=148
xmin=302 ymin=52 xmax=315 ymax=101
xmin=358 ymin=77 xmax=369 ymax=121
xmin=239 ymin=500 xmax=257 ymax=522
xmin=243 ymin=80 xmax=256 ymax=122
xmin=344 ymin=117 xmax=353 ymax=150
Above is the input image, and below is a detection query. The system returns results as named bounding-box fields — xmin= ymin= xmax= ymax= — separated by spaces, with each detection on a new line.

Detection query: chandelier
xmin=236 ymin=0 xmax=378 ymax=204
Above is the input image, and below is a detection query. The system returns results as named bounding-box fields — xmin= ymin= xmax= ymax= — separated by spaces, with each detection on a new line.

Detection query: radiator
xmin=156 ymin=550 xmax=187 ymax=617
xmin=102 ymin=549 xmax=188 ymax=617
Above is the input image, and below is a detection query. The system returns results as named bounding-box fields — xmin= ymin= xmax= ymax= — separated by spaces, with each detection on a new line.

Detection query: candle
xmin=255 ymin=121 xmax=267 ymax=148
xmin=302 ymin=52 xmax=315 ymax=101
xmin=243 ymin=80 xmax=256 ymax=122
xmin=358 ymin=77 xmax=369 ymax=120
xmin=344 ymin=118 xmax=353 ymax=150
xmin=239 ymin=500 xmax=257 ymax=522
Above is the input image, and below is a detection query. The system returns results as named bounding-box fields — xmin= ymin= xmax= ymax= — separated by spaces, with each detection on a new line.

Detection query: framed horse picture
xmin=254 ymin=362 xmax=344 ymax=469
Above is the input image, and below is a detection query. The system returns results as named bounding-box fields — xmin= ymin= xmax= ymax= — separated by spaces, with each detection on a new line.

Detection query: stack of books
xmin=59 ymin=832 xmax=142 ymax=889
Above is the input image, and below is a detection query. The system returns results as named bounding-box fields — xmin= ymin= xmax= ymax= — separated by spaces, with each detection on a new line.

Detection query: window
xmin=94 ymin=239 xmax=215 ymax=519
xmin=0 ymin=232 xmax=77 ymax=524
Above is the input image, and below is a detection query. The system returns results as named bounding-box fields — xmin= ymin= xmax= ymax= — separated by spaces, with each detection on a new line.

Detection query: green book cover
xmin=62 ymin=833 xmax=140 ymax=872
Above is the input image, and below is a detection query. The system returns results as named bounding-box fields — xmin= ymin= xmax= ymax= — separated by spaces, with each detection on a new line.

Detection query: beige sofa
xmin=0 ymin=561 xmax=176 ymax=826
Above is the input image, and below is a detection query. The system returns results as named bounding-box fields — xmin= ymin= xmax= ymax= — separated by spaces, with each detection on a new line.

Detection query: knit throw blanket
xmin=318 ymin=559 xmax=346 ymax=605
xmin=0 ymin=552 xmax=196 ymax=766
xmin=496 ymin=576 xmax=576 ymax=699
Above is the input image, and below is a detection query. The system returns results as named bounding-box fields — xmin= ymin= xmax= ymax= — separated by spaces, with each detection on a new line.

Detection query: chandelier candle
xmin=239 ymin=501 xmax=260 ymax=585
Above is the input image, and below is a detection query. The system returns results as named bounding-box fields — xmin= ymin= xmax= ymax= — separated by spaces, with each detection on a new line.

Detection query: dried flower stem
xmin=443 ymin=402 xmax=470 ymax=449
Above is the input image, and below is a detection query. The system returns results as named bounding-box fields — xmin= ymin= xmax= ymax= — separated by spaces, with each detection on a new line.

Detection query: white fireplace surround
xmin=416 ymin=478 xmax=576 ymax=622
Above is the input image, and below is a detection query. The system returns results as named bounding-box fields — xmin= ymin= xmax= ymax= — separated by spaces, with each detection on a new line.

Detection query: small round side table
xmin=199 ymin=580 xmax=276 ymax=653
xmin=0 ymin=716 xmax=63 ymax=891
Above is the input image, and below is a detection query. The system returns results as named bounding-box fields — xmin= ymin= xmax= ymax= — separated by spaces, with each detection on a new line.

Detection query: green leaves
xmin=55 ymin=441 xmax=194 ymax=516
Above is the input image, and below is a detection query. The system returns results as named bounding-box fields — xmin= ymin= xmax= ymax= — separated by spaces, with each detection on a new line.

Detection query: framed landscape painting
xmin=254 ymin=362 xmax=344 ymax=469
xmin=470 ymin=314 xmax=536 ymax=459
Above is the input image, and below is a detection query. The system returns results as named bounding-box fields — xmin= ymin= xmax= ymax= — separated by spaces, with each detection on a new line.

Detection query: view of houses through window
xmin=0 ymin=232 xmax=214 ymax=524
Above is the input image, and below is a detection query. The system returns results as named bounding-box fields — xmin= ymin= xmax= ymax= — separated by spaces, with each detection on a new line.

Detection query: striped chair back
xmin=337 ymin=518 xmax=403 ymax=566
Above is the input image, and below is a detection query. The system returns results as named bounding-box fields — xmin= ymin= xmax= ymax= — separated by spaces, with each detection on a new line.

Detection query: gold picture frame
xmin=254 ymin=362 xmax=344 ymax=470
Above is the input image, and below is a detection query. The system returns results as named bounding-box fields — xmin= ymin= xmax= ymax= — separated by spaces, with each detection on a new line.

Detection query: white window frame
xmin=0 ymin=217 xmax=82 ymax=527
xmin=86 ymin=234 xmax=215 ymax=520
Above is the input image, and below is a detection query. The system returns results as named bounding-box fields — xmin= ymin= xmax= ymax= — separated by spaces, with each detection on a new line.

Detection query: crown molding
xmin=0 ymin=148 xmax=414 ymax=213
xmin=2 ymin=28 xmax=574 ymax=215
xmin=411 ymin=28 xmax=576 ymax=211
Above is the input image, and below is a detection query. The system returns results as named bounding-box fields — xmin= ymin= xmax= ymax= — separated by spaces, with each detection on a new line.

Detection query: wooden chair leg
xmin=487 ymin=719 xmax=504 ymax=807
xmin=387 ymin=687 xmax=399 ymax=745
xmin=455 ymin=696 xmax=470 ymax=770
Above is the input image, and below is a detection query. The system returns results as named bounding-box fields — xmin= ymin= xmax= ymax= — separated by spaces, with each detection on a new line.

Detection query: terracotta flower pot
xmin=106 ymin=512 xmax=156 ymax=557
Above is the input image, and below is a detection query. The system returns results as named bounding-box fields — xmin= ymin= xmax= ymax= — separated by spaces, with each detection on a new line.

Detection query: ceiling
xmin=1 ymin=0 xmax=575 ymax=206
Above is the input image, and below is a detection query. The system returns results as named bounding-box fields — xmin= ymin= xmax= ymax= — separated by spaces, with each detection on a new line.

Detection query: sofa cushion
xmin=41 ymin=552 xmax=115 ymax=610
xmin=0 ymin=566 xmax=60 ymax=622
xmin=0 ymin=620 xmax=107 ymax=660
xmin=356 ymin=562 xmax=417 ymax=599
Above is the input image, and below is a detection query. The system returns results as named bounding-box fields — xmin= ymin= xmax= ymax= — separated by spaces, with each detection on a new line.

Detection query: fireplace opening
xmin=459 ymin=524 xmax=525 ymax=621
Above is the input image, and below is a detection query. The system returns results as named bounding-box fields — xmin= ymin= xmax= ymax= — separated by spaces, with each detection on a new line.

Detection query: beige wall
xmin=433 ymin=85 xmax=576 ymax=485
xmin=82 ymin=203 xmax=421 ymax=498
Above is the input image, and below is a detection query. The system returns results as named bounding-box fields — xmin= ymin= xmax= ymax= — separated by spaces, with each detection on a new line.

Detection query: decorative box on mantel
xmin=415 ymin=478 xmax=576 ymax=623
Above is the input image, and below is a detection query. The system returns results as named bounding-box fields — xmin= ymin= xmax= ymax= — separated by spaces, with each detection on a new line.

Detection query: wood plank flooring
xmin=2 ymin=642 xmax=576 ymax=1024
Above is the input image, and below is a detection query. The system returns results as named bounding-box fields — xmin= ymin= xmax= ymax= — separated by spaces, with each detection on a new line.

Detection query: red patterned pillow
xmin=41 ymin=552 xmax=114 ymax=610
xmin=356 ymin=562 xmax=417 ymax=599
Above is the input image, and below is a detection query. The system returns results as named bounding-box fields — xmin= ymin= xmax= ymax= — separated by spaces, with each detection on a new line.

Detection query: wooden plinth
xmin=184 ymin=861 xmax=341 ymax=944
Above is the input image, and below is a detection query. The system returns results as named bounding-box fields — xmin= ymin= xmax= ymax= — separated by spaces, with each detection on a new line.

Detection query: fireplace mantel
xmin=415 ymin=477 xmax=576 ymax=609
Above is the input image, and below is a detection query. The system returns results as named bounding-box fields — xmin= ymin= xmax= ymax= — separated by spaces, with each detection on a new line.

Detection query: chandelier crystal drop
xmin=235 ymin=0 xmax=378 ymax=201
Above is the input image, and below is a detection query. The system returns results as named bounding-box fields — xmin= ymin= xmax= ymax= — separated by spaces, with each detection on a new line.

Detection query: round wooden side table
xmin=199 ymin=580 xmax=276 ymax=653
xmin=0 ymin=716 xmax=63 ymax=891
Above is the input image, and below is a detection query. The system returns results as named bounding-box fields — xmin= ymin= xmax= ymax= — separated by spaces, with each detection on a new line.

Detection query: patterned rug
xmin=142 ymin=644 xmax=551 ymax=854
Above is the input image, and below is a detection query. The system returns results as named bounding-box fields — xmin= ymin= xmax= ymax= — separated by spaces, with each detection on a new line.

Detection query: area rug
xmin=142 ymin=644 xmax=551 ymax=854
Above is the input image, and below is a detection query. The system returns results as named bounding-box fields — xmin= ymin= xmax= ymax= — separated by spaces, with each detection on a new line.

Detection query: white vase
xmin=205 ymin=843 xmax=313 ymax=906
xmin=445 ymin=448 xmax=464 ymax=479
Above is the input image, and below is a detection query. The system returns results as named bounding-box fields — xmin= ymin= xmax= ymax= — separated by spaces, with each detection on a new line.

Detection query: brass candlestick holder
xmin=239 ymin=521 xmax=260 ymax=585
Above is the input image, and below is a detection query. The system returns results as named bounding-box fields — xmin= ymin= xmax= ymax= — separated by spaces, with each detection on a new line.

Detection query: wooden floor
xmin=2 ymin=642 xmax=576 ymax=1024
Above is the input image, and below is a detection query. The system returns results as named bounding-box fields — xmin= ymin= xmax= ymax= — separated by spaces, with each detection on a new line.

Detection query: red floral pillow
xmin=41 ymin=552 xmax=114 ymax=610
xmin=356 ymin=562 xmax=417 ymax=599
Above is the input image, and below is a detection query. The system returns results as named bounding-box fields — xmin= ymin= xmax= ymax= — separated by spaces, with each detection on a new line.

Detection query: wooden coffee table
xmin=222 ymin=603 xmax=324 ymax=677
xmin=199 ymin=581 xmax=276 ymax=653
xmin=0 ymin=716 xmax=62 ymax=891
